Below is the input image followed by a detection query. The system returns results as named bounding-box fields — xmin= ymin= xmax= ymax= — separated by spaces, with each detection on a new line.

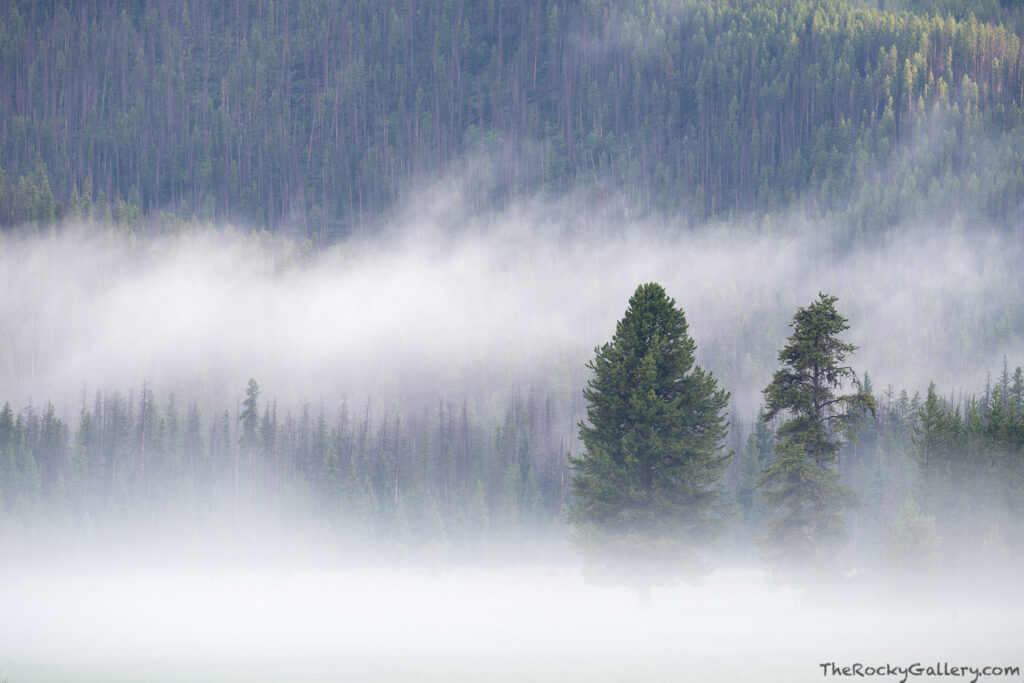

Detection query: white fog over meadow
xmin=3 ymin=566 xmax=1022 ymax=683
xmin=6 ymin=0 xmax=1024 ymax=678
xmin=2 ymin=200 xmax=1023 ymax=681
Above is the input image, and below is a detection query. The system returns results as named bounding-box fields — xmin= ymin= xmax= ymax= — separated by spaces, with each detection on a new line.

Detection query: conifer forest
xmin=1 ymin=0 xmax=1024 ymax=681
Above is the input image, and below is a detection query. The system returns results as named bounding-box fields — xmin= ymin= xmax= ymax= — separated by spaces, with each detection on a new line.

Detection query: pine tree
xmin=738 ymin=408 xmax=774 ymax=524
xmin=238 ymin=379 xmax=260 ymax=512
xmin=0 ymin=402 xmax=14 ymax=508
xmin=883 ymin=495 xmax=940 ymax=578
xmin=759 ymin=293 xmax=874 ymax=572
xmin=912 ymin=385 xmax=948 ymax=477
xmin=239 ymin=379 xmax=260 ymax=452
xmin=1010 ymin=367 xmax=1023 ymax=409
xmin=569 ymin=283 xmax=730 ymax=588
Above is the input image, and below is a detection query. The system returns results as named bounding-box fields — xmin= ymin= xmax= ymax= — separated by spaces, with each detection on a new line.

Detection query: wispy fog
xmin=2 ymin=195 xmax=1023 ymax=683
xmin=1 ymin=209 xmax=1020 ymax=420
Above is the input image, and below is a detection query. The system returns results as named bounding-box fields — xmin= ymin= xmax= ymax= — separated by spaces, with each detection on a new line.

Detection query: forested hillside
xmin=2 ymin=0 xmax=1023 ymax=238
xmin=2 ymin=0 xmax=1024 ymax=583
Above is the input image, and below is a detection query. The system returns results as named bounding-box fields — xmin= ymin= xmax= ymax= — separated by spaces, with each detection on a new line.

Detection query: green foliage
xmin=908 ymin=370 xmax=1024 ymax=569
xmin=0 ymin=402 xmax=15 ymax=507
xmin=885 ymin=0 xmax=1019 ymax=24
xmin=2 ymin=0 xmax=1023 ymax=234
xmin=911 ymin=383 xmax=956 ymax=512
xmin=841 ymin=382 xmax=918 ymax=565
xmin=0 ymin=352 xmax=1022 ymax=575
xmin=0 ymin=163 xmax=60 ymax=227
xmin=1 ymin=377 xmax=579 ymax=561
xmin=882 ymin=495 xmax=941 ymax=575
xmin=759 ymin=293 xmax=873 ymax=572
xmin=570 ymin=283 xmax=731 ymax=583
xmin=764 ymin=294 xmax=876 ymax=464
xmin=737 ymin=408 xmax=774 ymax=526
xmin=759 ymin=441 xmax=860 ymax=568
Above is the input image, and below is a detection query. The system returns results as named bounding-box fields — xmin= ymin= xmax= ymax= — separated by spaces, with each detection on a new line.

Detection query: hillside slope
xmin=1 ymin=0 xmax=1022 ymax=238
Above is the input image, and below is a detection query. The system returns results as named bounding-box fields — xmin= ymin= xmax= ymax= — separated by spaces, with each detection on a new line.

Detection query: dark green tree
xmin=569 ymin=283 xmax=731 ymax=591
xmin=759 ymin=293 xmax=874 ymax=571
xmin=911 ymin=383 xmax=954 ymax=516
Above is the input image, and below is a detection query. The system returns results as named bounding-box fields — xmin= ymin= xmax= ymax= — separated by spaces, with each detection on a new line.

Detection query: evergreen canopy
xmin=763 ymin=293 xmax=874 ymax=465
xmin=570 ymin=282 xmax=730 ymax=581
xmin=758 ymin=293 xmax=873 ymax=570
xmin=3 ymin=0 xmax=1024 ymax=234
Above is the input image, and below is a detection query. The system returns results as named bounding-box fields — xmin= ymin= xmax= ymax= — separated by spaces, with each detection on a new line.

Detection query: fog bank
xmin=1 ymin=214 xmax=1020 ymax=420
xmin=2 ymin=566 xmax=1021 ymax=682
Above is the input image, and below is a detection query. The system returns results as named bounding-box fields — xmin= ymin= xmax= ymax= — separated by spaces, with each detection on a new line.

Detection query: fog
xmin=2 ymin=197 xmax=1024 ymax=681
xmin=2 ymin=566 xmax=1022 ymax=682
xmin=1 ymin=209 xmax=1020 ymax=420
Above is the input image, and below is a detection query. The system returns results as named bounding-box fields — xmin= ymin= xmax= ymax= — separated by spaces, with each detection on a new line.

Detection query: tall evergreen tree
xmin=239 ymin=379 xmax=260 ymax=512
xmin=738 ymin=408 xmax=774 ymax=525
xmin=569 ymin=283 xmax=731 ymax=590
xmin=759 ymin=293 xmax=874 ymax=572
xmin=239 ymin=379 xmax=260 ymax=451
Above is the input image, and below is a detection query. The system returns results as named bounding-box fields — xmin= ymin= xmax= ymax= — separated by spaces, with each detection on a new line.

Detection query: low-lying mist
xmin=2 ymin=566 xmax=1022 ymax=683
xmin=1 ymin=208 xmax=1020 ymax=421
xmin=3 ymin=197 xmax=1024 ymax=682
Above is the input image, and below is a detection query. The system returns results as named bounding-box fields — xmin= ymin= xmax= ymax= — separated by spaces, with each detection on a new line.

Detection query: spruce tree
xmin=759 ymin=293 xmax=874 ymax=572
xmin=569 ymin=283 xmax=730 ymax=588
xmin=883 ymin=496 xmax=940 ymax=578
xmin=738 ymin=408 xmax=774 ymax=524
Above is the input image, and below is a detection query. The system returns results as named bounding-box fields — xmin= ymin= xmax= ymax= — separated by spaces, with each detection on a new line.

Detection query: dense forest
xmin=2 ymin=362 xmax=1023 ymax=577
xmin=0 ymin=382 xmax=569 ymax=565
xmin=1 ymin=0 xmax=1023 ymax=584
xmin=2 ymin=0 xmax=1024 ymax=239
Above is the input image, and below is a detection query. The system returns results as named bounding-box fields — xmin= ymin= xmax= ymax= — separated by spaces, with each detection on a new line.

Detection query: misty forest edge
xmin=1 ymin=281 xmax=1022 ymax=586
xmin=2 ymin=0 xmax=1024 ymax=585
